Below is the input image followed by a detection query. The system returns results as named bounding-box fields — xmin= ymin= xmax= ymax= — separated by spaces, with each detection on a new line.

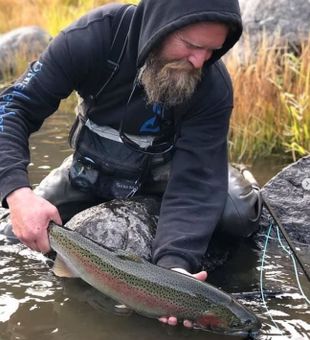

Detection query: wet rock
xmin=1 ymin=170 xmax=252 ymax=272
xmin=0 ymin=195 xmax=235 ymax=271
xmin=65 ymin=196 xmax=236 ymax=271
xmin=259 ymin=156 xmax=310 ymax=245
xmin=65 ymin=197 xmax=160 ymax=261
xmin=0 ymin=26 xmax=51 ymax=78
xmin=238 ymin=0 xmax=310 ymax=52
xmin=67 ymin=195 xmax=238 ymax=271
xmin=0 ymin=208 xmax=19 ymax=245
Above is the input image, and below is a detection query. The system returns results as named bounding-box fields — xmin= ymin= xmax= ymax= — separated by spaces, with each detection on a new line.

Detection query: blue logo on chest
xmin=139 ymin=103 xmax=162 ymax=133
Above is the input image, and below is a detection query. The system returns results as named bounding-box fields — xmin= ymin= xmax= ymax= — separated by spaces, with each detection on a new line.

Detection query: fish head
xmin=194 ymin=304 xmax=261 ymax=337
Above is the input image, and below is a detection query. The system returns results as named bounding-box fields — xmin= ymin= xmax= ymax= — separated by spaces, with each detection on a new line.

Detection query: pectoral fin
xmin=52 ymin=255 xmax=78 ymax=278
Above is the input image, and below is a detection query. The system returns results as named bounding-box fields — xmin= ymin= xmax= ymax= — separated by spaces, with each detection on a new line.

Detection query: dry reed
xmin=226 ymin=33 xmax=310 ymax=161
xmin=0 ymin=0 xmax=135 ymax=34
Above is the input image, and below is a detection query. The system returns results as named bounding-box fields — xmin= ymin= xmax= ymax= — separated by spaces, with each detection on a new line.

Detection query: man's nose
xmin=188 ymin=49 xmax=212 ymax=69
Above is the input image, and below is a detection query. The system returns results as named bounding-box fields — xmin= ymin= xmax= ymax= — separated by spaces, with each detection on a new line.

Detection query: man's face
xmin=139 ymin=22 xmax=229 ymax=106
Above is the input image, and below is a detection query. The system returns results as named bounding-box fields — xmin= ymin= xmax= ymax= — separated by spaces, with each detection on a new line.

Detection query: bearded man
xmin=0 ymin=0 xmax=243 ymax=327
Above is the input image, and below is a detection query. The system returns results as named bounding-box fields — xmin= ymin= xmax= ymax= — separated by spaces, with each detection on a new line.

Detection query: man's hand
xmin=158 ymin=268 xmax=208 ymax=328
xmin=7 ymin=187 xmax=62 ymax=253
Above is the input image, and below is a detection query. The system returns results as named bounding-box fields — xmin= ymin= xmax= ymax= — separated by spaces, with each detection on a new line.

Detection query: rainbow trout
xmin=49 ymin=223 xmax=261 ymax=336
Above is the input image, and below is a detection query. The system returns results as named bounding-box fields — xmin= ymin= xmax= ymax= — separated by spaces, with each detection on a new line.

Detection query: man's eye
xmin=186 ymin=42 xmax=207 ymax=51
xmin=185 ymin=42 xmax=201 ymax=49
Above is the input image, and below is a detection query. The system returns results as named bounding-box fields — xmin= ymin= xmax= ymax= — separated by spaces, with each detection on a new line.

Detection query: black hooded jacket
xmin=0 ymin=0 xmax=242 ymax=273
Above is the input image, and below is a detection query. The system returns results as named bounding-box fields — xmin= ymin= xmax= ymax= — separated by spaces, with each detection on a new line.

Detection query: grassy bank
xmin=226 ymin=35 xmax=310 ymax=161
xmin=0 ymin=1 xmax=309 ymax=162
xmin=0 ymin=0 xmax=137 ymax=36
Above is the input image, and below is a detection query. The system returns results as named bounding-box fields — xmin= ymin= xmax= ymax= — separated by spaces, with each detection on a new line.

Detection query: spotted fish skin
xmin=49 ymin=223 xmax=261 ymax=336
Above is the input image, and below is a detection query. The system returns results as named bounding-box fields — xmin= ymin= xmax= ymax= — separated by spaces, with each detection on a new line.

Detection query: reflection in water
xmin=0 ymin=296 xmax=19 ymax=323
xmin=0 ymin=111 xmax=309 ymax=339
xmin=28 ymin=110 xmax=74 ymax=187
xmin=0 ymin=243 xmax=241 ymax=340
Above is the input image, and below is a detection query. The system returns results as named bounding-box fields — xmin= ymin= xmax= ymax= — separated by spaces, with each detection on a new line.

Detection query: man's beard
xmin=138 ymin=54 xmax=202 ymax=106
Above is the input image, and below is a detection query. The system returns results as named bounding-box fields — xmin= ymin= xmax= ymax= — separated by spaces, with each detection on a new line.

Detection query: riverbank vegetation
xmin=0 ymin=0 xmax=135 ymax=36
xmin=0 ymin=0 xmax=309 ymax=162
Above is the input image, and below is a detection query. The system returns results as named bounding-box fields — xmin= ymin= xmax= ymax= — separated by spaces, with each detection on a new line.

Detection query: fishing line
xmin=275 ymin=226 xmax=310 ymax=305
xmin=262 ymin=195 xmax=310 ymax=281
xmin=260 ymin=222 xmax=284 ymax=335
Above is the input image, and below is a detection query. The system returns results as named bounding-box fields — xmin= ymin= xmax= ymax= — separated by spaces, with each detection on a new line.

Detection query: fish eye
xmin=230 ymin=320 xmax=241 ymax=328
xmin=244 ymin=318 xmax=253 ymax=325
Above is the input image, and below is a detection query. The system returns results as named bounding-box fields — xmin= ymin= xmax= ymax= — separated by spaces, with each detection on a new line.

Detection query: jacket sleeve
xmin=0 ymin=4 xmax=122 ymax=206
xmin=0 ymin=31 xmax=83 ymax=207
xmin=0 ymin=19 xmax=104 ymax=207
xmin=152 ymin=62 xmax=233 ymax=273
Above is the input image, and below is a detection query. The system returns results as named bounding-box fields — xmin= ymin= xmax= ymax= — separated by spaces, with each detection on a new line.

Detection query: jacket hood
xmin=129 ymin=0 xmax=243 ymax=67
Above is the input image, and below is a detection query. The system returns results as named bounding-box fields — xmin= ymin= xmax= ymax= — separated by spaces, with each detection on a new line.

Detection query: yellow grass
xmin=226 ymin=33 xmax=310 ymax=161
xmin=0 ymin=0 xmax=138 ymax=35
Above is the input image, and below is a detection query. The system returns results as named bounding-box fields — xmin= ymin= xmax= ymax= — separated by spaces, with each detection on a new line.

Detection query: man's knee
xmin=217 ymin=165 xmax=262 ymax=238
xmin=34 ymin=155 xmax=100 ymax=222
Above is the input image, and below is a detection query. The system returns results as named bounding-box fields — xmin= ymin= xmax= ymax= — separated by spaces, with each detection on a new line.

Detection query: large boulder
xmin=0 ymin=195 xmax=234 ymax=272
xmin=238 ymin=0 xmax=310 ymax=50
xmin=65 ymin=197 xmax=160 ymax=261
xmin=259 ymin=156 xmax=310 ymax=245
xmin=63 ymin=196 xmax=235 ymax=271
xmin=0 ymin=26 xmax=51 ymax=79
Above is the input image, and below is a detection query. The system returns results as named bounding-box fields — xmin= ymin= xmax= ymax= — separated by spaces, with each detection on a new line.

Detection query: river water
xmin=0 ymin=110 xmax=309 ymax=340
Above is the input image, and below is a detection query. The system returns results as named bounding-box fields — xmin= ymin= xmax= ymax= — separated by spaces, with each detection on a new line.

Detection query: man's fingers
xmin=13 ymin=227 xmax=34 ymax=246
xmin=50 ymin=207 xmax=62 ymax=226
xmin=8 ymin=191 xmax=61 ymax=253
xmin=158 ymin=316 xmax=177 ymax=326
xmin=193 ymin=270 xmax=207 ymax=281
xmin=167 ymin=317 xmax=177 ymax=326
xmin=36 ymin=233 xmax=51 ymax=254
xmin=51 ymin=214 xmax=62 ymax=226
xmin=26 ymin=240 xmax=39 ymax=252
xmin=159 ymin=316 xmax=193 ymax=328
xmin=183 ymin=320 xmax=193 ymax=328
xmin=158 ymin=317 xmax=168 ymax=324
xmin=171 ymin=268 xmax=207 ymax=281
xmin=15 ymin=222 xmax=51 ymax=253
xmin=157 ymin=269 xmax=208 ymax=328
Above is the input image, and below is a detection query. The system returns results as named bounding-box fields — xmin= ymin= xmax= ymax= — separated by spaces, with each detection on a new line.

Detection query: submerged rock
xmin=0 ymin=207 xmax=11 ymax=238
xmin=64 ymin=196 xmax=235 ymax=272
xmin=0 ymin=195 xmax=233 ymax=271
xmin=66 ymin=197 xmax=160 ymax=261
xmin=0 ymin=163 xmax=261 ymax=271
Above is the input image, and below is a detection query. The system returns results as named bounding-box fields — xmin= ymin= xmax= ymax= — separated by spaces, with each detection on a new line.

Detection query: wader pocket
xmin=69 ymin=125 xmax=150 ymax=199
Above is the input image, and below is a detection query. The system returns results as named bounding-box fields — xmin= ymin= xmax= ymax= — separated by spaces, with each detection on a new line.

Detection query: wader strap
xmin=69 ymin=4 xmax=135 ymax=147
xmin=93 ymin=5 xmax=135 ymax=101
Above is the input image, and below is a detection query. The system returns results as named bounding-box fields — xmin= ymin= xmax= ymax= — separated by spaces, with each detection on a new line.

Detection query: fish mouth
xmin=226 ymin=300 xmax=262 ymax=335
xmin=223 ymin=329 xmax=260 ymax=339
xmin=193 ymin=323 xmax=261 ymax=338
xmin=226 ymin=316 xmax=262 ymax=337
xmin=224 ymin=319 xmax=261 ymax=338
